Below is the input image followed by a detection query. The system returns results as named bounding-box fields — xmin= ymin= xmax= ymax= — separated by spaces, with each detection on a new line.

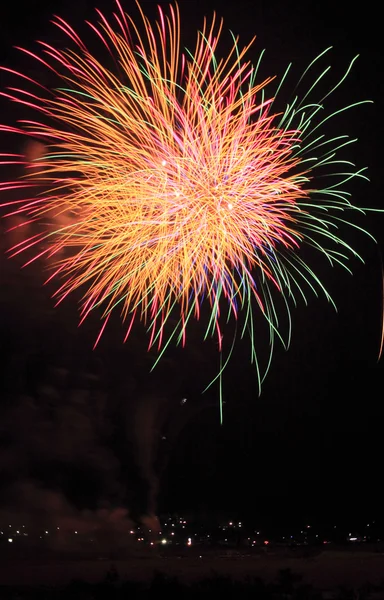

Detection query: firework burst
xmin=0 ymin=2 xmax=372 ymax=418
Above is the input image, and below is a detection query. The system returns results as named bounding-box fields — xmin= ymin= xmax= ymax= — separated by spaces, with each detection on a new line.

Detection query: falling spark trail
xmin=0 ymin=1 xmax=377 ymax=417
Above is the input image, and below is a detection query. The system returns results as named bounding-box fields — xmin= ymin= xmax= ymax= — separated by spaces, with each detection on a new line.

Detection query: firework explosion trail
xmin=0 ymin=2 xmax=374 ymax=419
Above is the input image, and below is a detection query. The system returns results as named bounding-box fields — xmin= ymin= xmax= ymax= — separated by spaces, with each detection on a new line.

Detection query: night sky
xmin=0 ymin=0 xmax=383 ymax=531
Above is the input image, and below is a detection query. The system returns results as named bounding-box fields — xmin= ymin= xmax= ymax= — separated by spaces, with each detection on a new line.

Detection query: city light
xmin=0 ymin=515 xmax=381 ymax=553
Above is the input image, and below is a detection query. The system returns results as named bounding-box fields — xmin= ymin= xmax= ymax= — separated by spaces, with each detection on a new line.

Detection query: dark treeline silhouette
xmin=1 ymin=569 xmax=384 ymax=600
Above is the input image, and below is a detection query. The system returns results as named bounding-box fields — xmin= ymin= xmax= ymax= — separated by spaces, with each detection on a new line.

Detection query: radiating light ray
xmin=0 ymin=1 xmax=375 ymax=419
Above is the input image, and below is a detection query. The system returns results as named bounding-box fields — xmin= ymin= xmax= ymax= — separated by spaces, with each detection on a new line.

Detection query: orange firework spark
xmin=0 ymin=2 xmax=372 ymax=415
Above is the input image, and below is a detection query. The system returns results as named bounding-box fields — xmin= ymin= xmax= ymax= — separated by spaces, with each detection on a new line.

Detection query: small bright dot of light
xmin=227 ymin=203 xmax=233 ymax=210
xmin=161 ymin=160 xmax=166 ymax=166
xmin=8 ymin=538 xmax=13 ymax=543
xmin=161 ymin=539 xmax=167 ymax=545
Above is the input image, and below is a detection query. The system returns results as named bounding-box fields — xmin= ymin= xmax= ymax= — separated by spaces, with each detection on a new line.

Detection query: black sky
xmin=0 ymin=0 xmax=383 ymax=528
